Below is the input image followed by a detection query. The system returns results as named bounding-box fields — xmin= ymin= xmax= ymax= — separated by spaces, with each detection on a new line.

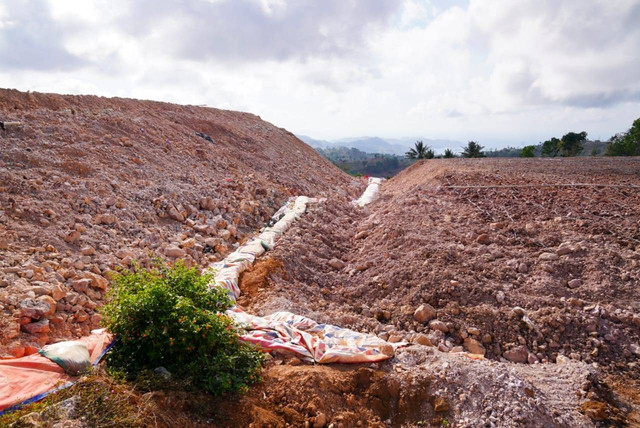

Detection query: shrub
xmin=102 ymin=262 xmax=265 ymax=396
xmin=519 ymin=145 xmax=536 ymax=158
xmin=443 ymin=149 xmax=455 ymax=158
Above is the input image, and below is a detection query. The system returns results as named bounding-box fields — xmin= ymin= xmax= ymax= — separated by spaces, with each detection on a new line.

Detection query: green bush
xmin=102 ymin=262 xmax=265 ymax=396
xmin=519 ymin=145 xmax=536 ymax=158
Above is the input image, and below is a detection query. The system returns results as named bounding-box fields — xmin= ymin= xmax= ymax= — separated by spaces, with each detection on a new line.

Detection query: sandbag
xmin=38 ymin=341 xmax=91 ymax=375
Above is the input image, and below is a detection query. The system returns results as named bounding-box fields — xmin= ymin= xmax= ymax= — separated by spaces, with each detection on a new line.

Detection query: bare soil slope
xmin=241 ymin=158 xmax=639 ymax=426
xmin=0 ymin=88 xmax=359 ymax=356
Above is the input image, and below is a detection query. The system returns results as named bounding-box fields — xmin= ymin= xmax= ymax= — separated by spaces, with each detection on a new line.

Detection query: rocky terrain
xmin=0 ymin=88 xmax=359 ymax=358
xmin=1 ymin=89 xmax=639 ymax=427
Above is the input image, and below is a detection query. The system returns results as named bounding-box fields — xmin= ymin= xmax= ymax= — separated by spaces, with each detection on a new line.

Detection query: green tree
xmin=605 ymin=118 xmax=640 ymax=156
xmin=461 ymin=141 xmax=485 ymax=158
xmin=558 ymin=131 xmax=587 ymax=157
xmin=590 ymin=147 xmax=600 ymax=156
xmin=541 ymin=137 xmax=560 ymax=157
xmin=406 ymin=141 xmax=433 ymax=159
xmin=520 ymin=145 xmax=536 ymax=158
xmin=443 ymin=148 xmax=455 ymax=158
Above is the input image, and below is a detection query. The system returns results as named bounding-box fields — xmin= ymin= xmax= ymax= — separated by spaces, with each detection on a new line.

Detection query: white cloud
xmin=0 ymin=0 xmax=639 ymax=145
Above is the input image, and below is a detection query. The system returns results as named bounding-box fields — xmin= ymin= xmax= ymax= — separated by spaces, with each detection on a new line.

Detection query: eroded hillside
xmin=0 ymin=89 xmax=360 ymax=355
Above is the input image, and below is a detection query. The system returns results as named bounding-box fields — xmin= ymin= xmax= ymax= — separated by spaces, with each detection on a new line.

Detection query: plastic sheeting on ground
xmin=205 ymin=196 xmax=319 ymax=301
xmin=0 ymin=329 xmax=114 ymax=412
xmin=207 ymin=184 xmax=394 ymax=364
xmin=354 ymin=177 xmax=384 ymax=207
xmin=228 ymin=308 xmax=393 ymax=363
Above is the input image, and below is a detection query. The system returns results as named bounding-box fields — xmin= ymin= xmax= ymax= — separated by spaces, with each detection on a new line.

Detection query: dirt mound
xmin=246 ymin=158 xmax=639 ymax=426
xmin=0 ymin=88 xmax=359 ymax=356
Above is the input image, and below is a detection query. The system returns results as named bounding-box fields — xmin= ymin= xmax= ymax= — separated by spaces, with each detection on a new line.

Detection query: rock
xmin=7 ymin=345 xmax=25 ymax=358
xmin=568 ymin=279 xmax=582 ymax=289
xmin=355 ymin=230 xmax=368 ymax=240
xmin=556 ymin=242 xmax=574 ymax=256
xmin=97 ymin=213 xmax=117 ymax=225
xmin=72 ymin=278 xmax=91 ymax=293
xmin=167 ymin=206 xmax=184 ymax=222
xmin=116 ymin=249 xmax=134 ymax=259
xmin=75 ymin=311 xmax=89 ymax=323
xmin=428 ymin=319 xmax=448 ymax=333
xmin=91 ymin=313 xmax=103 ymax=327
xmin=63 ymin=231 xmax=81 ymax=244
xmin=36 ymin=295 xmax=57 ymax=317
xmin=413 ymin=304 xmax=437 ymax=323
xmin=20 ymin=297 xmax=54 ymax=320
xmin=476 ymin=234 xmax=491 ymax=244
xmin=433 ymin=397 xmax=449 ymax=412
xmin=22 ymin=319 xmax=50 ymax=334
xmin=496 ymin=291 xmax=505 ymax=304
xmin=467 ymin=327 xmax=481 ymax=336
xmin=86 ymin=273 xmax=108 ymax=290
xmin=180 ymin=238 xmax=196 ymax=249
xmin=52 ymin=284 xmax=67 ymax=301
xmin=518 ymin=262 xmax=529 ymax=273
xmin=538 ymin=252 xmax=558 ymax=261
xmin=328 ymin=258 xmax=345 ymax=270
xmin=218 ymin=229 xmax=231 ymax=240
xmin=503 ymin=346 xmax=529 ymax=363
xmin=165 ymin=246 xmax=186 ymax=258
xmin=80 ymin=245 xmax=95 ymax=256
xmin=313 ymin=412 xmax=327 ymax=428
xmin=413 ymin=333 xmax=433 ymax=346
xmin=388 ymin=334 xmax=403 ymax=343
xmin=464 ymin=337 xmax=486 ymax=356
xmin=199 ymin=197 xmax=217 ymax=211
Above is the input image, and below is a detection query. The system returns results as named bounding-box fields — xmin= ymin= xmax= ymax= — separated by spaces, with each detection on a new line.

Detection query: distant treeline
xmin=317 ymin=147 xmax=412 ymax=177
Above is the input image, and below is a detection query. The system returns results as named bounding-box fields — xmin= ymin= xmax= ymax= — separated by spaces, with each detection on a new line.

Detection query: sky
xmin=1 ymin=0 xmax=639 ymax=147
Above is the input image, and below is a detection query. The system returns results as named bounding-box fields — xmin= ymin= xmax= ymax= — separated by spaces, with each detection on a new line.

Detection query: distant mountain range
xmin=297 ymin=135 xmax=463 ymax=156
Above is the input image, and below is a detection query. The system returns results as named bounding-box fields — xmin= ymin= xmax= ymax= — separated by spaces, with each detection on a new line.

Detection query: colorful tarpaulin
xmin=207 ymin=186 xmax=395 ymax=364
xmin=0 ymin=329 xmax=114 ymax=412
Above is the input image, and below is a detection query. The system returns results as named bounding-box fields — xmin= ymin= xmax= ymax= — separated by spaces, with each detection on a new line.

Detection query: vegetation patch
xmin=102 ymin=261 xmax=265 ymax=396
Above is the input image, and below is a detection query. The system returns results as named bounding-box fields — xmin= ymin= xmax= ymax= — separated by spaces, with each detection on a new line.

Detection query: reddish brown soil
xmin=0 ymin=88 xmax=359 ymax=356
xmin=245 ymin=158 xmax=640 ymax=426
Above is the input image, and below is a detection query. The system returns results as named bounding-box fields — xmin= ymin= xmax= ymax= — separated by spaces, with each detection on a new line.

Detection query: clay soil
xmin=2 ymin=89 xmax=639 ymax=427
xmin=235 ymin=158 xmax=640 ymax=427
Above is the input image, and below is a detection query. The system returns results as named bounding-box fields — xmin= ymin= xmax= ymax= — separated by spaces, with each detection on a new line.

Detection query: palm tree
xmin=461 ymin=141 xmax=485 ymax=158
xmin=443 ymin=148 xmax=455 ymax=158
xmin=406 ymin=141 xmax=433 ymax=159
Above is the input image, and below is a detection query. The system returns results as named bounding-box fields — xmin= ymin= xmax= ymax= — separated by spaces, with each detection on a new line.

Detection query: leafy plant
xmin=541 ymin=137 xmax=560 ymax=157
xmin=605 ymin=118 xmax=640 ymax=156
xmin=519 ymin=145 xmax=536 ymax=158
xmin=461 ymin=141 xmax=485 ymax=158
xmin=102 ymin=262 xmax=265 ymax=396
xmin=443 ymin=148 xmax=455 ymax=158
xmin=558 ymin=131 xmax=587 ymax=157
xmin=406 ymin=141 xmax=434 ymax=159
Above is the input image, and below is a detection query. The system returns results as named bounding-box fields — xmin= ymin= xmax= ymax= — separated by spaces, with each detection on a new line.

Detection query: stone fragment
xmin=413 ymin=304 xmax=436 ymax=323
xmin=328 ymin=258 xmax=345 ymax=270
xmin=428 ymin=319 xmax=448 ymax=333
xmin=463 ymin=337 xmax=486 ymax=356
xmin=476 ymin=234 xmax=491 ymax=244
xmin=503 ymin=346 xmax=529 ymax=363
xmin=165 ymin=246 xmax=185 ymax=258
xmin=413 ymin=333 xmax=433 ymax=346
xmin=538 ymin=252 xmax=558 ymax=261
xmin=72 ymin=278 xmax=91 ymax=293
xmin=22 ymin=319 xmax=50 ymax=334
xmin=568 ymin=279 xmax=582 ymax=289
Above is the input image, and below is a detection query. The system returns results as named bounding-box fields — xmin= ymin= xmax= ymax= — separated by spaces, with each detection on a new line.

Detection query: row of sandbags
xmin=207 ymin=180 xmax=395 ymax=363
